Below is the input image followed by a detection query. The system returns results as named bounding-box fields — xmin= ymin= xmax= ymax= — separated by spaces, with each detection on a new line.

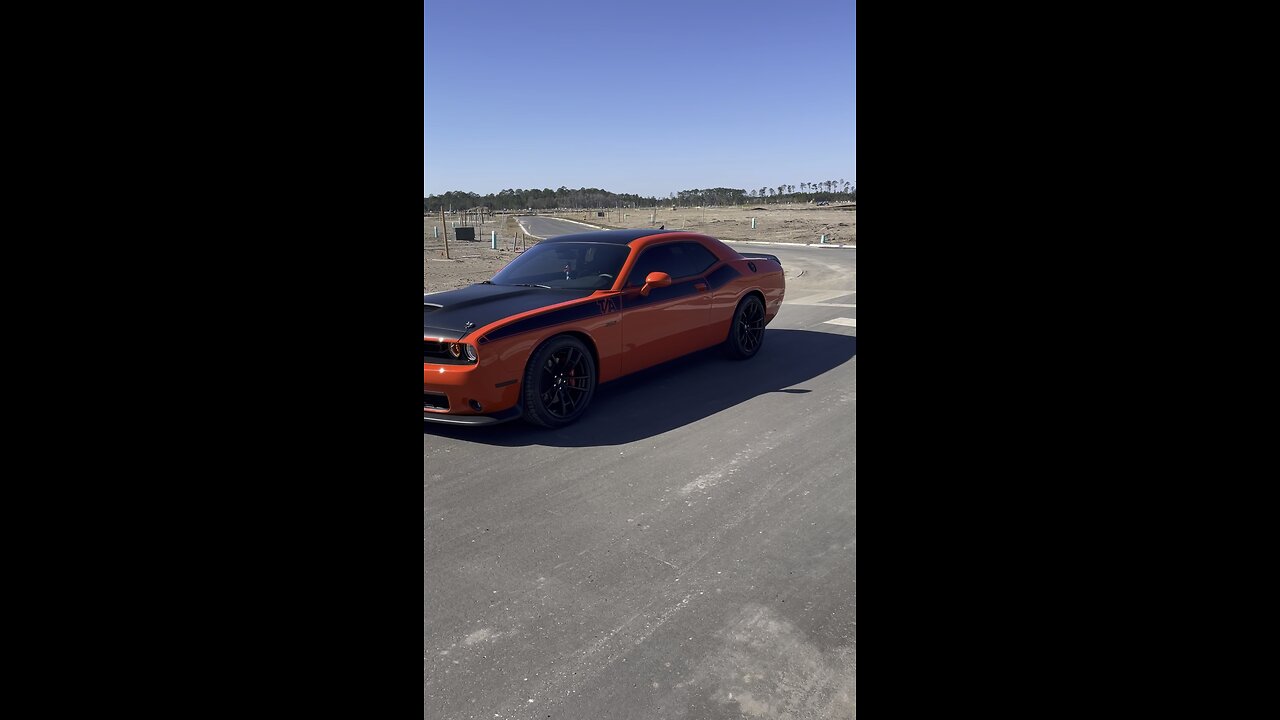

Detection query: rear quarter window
xmin=626 ymin=242 xmax=719 ymax=286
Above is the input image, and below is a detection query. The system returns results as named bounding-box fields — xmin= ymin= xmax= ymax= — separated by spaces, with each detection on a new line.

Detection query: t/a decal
xmin=597 ymin=297 xmax=619 ymax=315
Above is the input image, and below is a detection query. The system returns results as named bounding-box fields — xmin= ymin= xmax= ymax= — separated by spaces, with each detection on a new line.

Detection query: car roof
xmin=540 ymin=228 xmax=678 ymax=245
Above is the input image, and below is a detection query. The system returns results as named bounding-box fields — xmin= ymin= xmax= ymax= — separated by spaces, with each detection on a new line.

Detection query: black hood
xmin=424 ymin=284 xmax=593 ymax=340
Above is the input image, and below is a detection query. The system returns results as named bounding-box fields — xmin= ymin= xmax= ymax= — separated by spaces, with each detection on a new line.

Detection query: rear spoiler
xmin=739 ymin=252 xmax=781 ymax=265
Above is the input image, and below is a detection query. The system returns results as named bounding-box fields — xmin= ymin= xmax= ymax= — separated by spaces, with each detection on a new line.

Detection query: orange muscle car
xmin=424 ymin=228 xmax=785 ymax=427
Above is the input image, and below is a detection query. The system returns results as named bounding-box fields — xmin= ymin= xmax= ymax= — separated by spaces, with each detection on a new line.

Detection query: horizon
xmin=423 ymin=182 xmax=854 ymax=201
xmin=424 ymin=0 xmax=855 ymax=199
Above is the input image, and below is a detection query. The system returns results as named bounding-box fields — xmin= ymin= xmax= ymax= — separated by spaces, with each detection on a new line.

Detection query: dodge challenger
xmin=424 ymin=228 xmax=785 ymax=427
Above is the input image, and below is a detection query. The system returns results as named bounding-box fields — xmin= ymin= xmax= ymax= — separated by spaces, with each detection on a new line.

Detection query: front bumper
xmin=424 ymin=357 xmax=524 ymax=425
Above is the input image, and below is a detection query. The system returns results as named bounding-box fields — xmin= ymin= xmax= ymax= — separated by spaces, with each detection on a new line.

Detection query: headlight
xmin=448 ymin=343 xmax=478 ymax=363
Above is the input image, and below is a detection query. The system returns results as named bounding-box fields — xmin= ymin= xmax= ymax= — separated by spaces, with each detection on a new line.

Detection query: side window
xmin=676 ymin=242 xmax=718 ymax=277
xmin=626 ymin=243 xmax=719 ymax=286
xmin=626 ymin=245 xmax=678 ymax=286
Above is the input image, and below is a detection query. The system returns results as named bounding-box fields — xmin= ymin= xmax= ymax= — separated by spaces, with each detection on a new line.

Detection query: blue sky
xmin=424 ymin=0 xmax=855 ymax=199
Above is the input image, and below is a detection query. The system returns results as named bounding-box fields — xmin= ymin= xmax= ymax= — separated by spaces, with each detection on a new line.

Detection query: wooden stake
xmin=441 ymin=208 xmax=450 ymax=259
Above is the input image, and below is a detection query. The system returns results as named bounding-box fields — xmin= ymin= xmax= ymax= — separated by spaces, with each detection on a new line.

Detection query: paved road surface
xmin=516 ymin=215 xmax=602 ymax=239
xmin=424 ymin=232 xmax=856 ymax=719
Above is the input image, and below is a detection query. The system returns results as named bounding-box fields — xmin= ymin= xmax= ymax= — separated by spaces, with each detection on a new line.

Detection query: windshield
xmin=490 ymin=242 xmax=630 ymax=290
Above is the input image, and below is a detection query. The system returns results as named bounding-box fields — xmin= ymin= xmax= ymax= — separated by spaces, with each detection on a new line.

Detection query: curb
xmin=727 ymin=240 xmax=856 ymax=250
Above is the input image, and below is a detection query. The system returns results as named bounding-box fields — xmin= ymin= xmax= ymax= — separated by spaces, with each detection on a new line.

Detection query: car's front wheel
xmin=522 ymin=335 xmax=597 ymax=427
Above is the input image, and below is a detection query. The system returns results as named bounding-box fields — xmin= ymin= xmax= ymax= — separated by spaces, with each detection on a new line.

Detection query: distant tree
xmin=425 ymin=186 xmax=663 ymax=213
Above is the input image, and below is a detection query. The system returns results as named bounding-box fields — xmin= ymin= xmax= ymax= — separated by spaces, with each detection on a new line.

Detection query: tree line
xmin=425 ymin=181 xmax=855 ymax=212
xmin=425 ymin=187 xmax=653 ymax=213
xmin=748 ymin=179 xmax=855 ymax=201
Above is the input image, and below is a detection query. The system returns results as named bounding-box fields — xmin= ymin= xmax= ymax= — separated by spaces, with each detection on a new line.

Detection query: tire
xmin=723 ymin=295 xmax=766 ymax=360
xmin=522 ymin=335 xmax=597 ymax=428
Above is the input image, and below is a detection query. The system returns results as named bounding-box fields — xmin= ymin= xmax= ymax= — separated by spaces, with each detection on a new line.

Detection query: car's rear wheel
xmin=723 ymin=295 xmax=766 ymax=360
xmin=522 ymin=335 xmax=596 ymax=427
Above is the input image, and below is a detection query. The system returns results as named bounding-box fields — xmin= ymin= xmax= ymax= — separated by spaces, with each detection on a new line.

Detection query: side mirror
xmin=640 ymin=271 xmax=672 ymax=297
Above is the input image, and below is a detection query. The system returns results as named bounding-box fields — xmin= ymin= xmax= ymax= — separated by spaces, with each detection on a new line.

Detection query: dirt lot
xmin=424 ymin=203 xmax=854 ymax=293
xmin=423 ymin=213 xmax=529 ymax=292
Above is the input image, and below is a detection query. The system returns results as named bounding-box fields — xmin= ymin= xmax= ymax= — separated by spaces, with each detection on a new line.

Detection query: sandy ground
xmin=423 ymin=213 xmax=529 ymax=292
xmin=538 ymin=202 xmax=856 ymax=245
xmin=424 ymin=203 xmax=854 ymax=293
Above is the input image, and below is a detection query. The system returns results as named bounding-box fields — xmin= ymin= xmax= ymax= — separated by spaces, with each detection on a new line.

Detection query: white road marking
xmin=824 ymin=318 xmax=857 ymax=327
xmin=785 ymin=290 xmax=857 ymax=306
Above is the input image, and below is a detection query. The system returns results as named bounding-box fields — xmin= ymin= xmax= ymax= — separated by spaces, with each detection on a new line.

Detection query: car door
xmin=619 ymin=242 xmax=718 ymax=374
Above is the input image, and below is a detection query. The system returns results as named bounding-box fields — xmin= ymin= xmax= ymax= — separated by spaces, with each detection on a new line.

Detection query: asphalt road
xmin=516 ymin=215 xmax=603 ymax=239
xmin=424 ymin=232 xmax=856 ymax=719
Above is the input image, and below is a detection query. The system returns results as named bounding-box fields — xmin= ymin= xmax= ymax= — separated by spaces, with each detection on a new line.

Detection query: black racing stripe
xmin=482 ymin=300 xmax=604 ymax=343
xmin=706 ymin=264 xmax=741 ymax=289
xmin=424 ymin=285 xmax=594 ymax=337
xmin=623 ymin=279 xmax=700 ymax=309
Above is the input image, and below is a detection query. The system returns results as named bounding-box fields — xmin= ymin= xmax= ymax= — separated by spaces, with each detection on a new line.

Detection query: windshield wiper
xmin=511 ymin=283 xmax=552 ymax=289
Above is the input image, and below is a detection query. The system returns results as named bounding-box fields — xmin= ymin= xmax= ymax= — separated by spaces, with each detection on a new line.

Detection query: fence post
xmin=440 ymin=208 xmax=450 ymax=259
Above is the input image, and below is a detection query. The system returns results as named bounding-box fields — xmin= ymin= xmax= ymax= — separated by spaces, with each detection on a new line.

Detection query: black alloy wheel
xmin=522 ymin=335 xmax=597 ymax=427
xmin=724 ymin=295 xmax=766 ymax=359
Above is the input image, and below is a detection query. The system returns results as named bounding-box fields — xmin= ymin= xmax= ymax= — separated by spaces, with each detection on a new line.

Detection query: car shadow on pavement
xmin=423 ymin=328 xmax=855 ymax=447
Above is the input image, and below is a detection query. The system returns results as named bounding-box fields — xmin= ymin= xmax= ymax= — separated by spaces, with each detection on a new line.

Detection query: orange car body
xmin=424 ymin=229 xmax=784 ymax=425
